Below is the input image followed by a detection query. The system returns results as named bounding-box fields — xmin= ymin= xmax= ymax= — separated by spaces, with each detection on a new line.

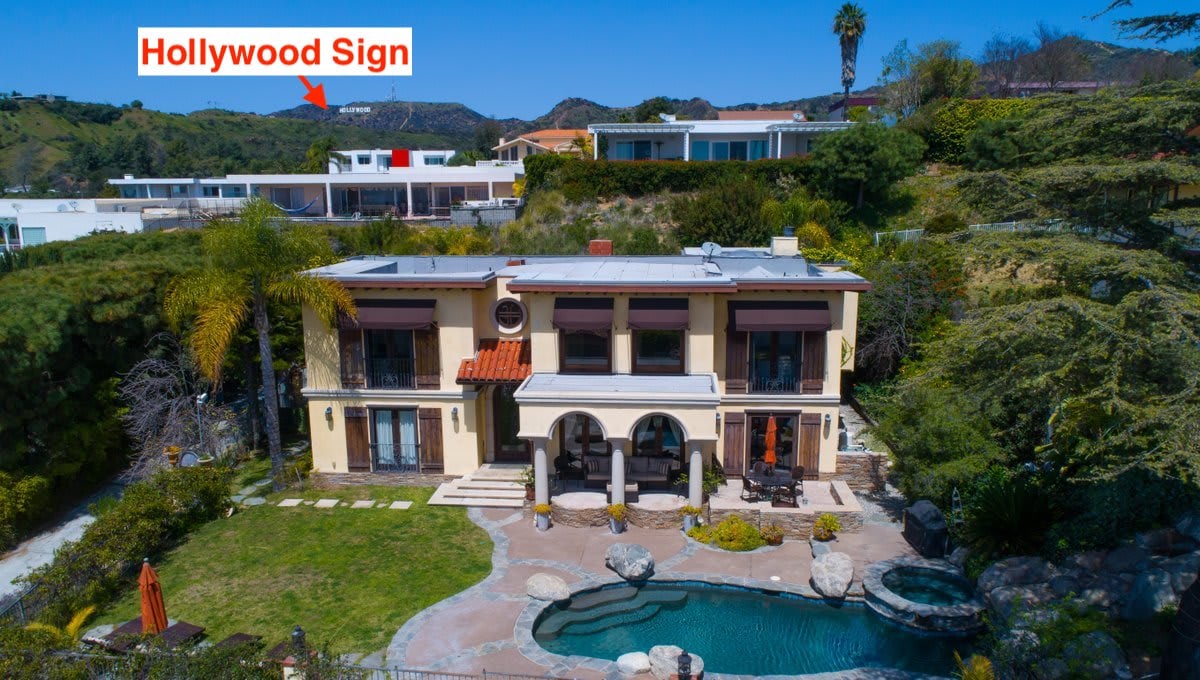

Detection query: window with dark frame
xmin=560 ymin=331 xmax=611 ymax=373
xmin=632 ymin=329 xmax=684 ymax=374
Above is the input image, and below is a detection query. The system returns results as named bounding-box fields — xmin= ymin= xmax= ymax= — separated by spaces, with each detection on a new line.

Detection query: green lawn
xmin=98 ymin=486 xmax=493 ymax=654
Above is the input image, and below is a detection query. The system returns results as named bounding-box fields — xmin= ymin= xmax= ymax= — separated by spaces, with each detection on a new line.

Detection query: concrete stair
xmin=427 ymin=464 xmax=531 ymax=508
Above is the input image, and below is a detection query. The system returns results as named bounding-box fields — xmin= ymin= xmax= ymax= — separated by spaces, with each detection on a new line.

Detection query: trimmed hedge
xmin=927 ymin=98 xmax=1033 ymax=163
xmin=524 ymin=154 xmax=815 ymax=200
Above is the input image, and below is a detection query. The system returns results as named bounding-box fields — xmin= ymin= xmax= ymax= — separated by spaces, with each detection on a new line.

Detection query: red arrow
xmin=298 ymin=76 xmax=327 ymax=110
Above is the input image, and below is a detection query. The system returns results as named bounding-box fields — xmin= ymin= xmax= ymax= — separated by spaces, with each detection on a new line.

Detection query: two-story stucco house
xmin=300 ymin=236 xmax=870 ymax=507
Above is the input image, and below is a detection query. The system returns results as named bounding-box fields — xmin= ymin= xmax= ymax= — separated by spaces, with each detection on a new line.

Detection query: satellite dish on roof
xmin=700 ymin=242 xmax=722 ymax=259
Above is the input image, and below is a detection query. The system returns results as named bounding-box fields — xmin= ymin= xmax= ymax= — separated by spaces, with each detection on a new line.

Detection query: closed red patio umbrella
xmin=139 ymin=558 xmax=168 ymax=635
xmin=763 ymin=416 xmax=777 ymax=468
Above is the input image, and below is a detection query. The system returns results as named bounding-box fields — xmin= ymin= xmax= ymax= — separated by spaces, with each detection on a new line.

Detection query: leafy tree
xmin=914 ymin=40 xmax=979 ymax=103
xmin=879 ymin=40 xmax=922 ymax=118
xmin=301 ymin=136 xmax=346 ymax=173
xmin=634 ymin=97 xmax=673 ymax=123
xmin=447 ymin=149 xmax=485 ymax=166
xmin=164 ymin=199 xmax=356 ymax=489
xmin=130 ymin=100 xmax=144 ymax=109
xmin=809 ymin=124 xmax=926 ymax=209
xmin=833 ymin=3 xmax=868 ymax=112
xmin=670 ymin=180 xmax=771 ymax=247
xmin=473 ymin=119 xmax=504 ymax=156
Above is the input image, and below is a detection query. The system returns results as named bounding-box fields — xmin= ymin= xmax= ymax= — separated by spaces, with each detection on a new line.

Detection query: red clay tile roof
xmin=456 ymin=339 xmax=531 ymax=384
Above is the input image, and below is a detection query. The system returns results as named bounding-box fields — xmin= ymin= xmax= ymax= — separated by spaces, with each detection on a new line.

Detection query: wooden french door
xmin=492 ymin=385 xmax=530 ymax=462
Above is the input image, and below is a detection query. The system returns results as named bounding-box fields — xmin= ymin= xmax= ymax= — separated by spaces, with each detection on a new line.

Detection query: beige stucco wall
xmin=302 ymin=282 xmax=859 ymax=479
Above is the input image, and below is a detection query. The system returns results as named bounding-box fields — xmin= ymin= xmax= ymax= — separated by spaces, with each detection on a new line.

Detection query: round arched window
xmin=492 ymin=299 xmax=526 ymax=333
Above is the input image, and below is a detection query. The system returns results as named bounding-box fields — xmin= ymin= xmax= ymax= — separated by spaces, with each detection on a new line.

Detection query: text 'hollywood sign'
xmin=138 ymin=27 xmax=412 ymax=76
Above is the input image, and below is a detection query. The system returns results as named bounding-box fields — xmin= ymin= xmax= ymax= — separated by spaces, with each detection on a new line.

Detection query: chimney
xmin=588 ymin=239 xmax=613 ymax=256
xmin=770 ymin=236 xmax=799 ymax=257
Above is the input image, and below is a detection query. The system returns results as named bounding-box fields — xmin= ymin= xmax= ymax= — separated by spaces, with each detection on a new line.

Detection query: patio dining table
xmin=747 ymin=471 xmax=791 ymax=491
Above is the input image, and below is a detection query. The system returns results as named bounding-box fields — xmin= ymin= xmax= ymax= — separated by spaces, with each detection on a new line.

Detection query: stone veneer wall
xmin=626 ymin=505 xmax=682 ymax=530
xmin=821 ymin=450 xmax=890 ymax=492
xmin=549 ymin=504 xmax=608 ymax=527
xmin=311 ymin=472 xmax=454 ymax=488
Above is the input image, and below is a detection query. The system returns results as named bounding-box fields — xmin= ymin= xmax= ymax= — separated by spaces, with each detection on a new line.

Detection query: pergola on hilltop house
xmin=300 ymin=237 xmax=870 ymax=507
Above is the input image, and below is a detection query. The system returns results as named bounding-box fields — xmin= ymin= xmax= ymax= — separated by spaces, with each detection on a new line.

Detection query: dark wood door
xmin=418 ymin=407 xmax=444 ymax=473
xmin=492 ymin=385 xmax=530 ymax=462
xmin=798 ymin=413 xmax=821 ymax=480
xmin=722 ymin=412 xmax=746 ymax=476
xmin=344 ymin=407 xmax=371 ymax=472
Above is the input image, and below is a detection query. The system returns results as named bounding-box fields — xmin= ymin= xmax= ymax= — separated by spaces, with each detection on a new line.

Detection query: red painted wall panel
xmin=391 ymin=148 xmax=410 ymax=167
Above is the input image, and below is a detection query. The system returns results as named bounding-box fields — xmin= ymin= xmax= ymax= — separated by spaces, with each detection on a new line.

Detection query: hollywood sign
xmin=339 ymin=106 xmax=372 ymax=114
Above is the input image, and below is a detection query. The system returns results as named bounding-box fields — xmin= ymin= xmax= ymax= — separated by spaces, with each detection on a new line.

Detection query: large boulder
xmin=1102 ymin=544 xmax=1149 ymax=573
xmin=1061 ymin=631 xmax=1133 ymax=679
xmin=987 ymin=583 xmax=1057 ymax=624
xmin=1176 ymin=513 xmax=1200 ymax=544
xmin=977 ymin=556 xmax=1056 ymax=594
xmin=526 ymin=573 xmax=571 ymax=601
xmin=617 ymin=651 xmax=651 ymax=677
xmin=605 ymin=543 xmax=655 ymax=581
xmin=1078 ymin=573 xmax=1132 ymax=612
xmin=1121 ymin=569 xmax=1177 ymax=620
xmin=810 ymin=552 xmax=854 ymax=599
xmin=1163 ymin=577 xmax=1200 ymax=680
xmin=1162 ymin=551 xmax=1200 ymax=595
xmin=1137 ymin=528 xmax=1198 ymax=557
xmin=648 ymin=645 xmax=704 ymax=680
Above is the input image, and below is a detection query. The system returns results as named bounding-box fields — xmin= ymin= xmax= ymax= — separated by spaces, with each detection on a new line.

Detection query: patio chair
xmin=740 ymin=476 xmax=761 ymax=502
xmin=773 ymin=480 xmax=799 ymax=508
xmin=751 ymin=461 xmax=767 ymax=475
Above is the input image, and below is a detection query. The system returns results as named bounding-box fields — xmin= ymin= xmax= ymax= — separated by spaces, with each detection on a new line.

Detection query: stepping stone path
xmin=351 ymin=500 xmax=376 ymax=509
xmin=233 ymin=478 xmax=274 ymax=507
xmin=277 ymin=499 xmax=303 ymax=507
xmin=270 ymin=498 xmax=414 ymax=510
xmin=388 ymin=501 xmax=413 ymax=510
xmin=242 ymin=497 xmax=266 ymax=507
xmin=314 ymin=499 xmax=340 ymax=508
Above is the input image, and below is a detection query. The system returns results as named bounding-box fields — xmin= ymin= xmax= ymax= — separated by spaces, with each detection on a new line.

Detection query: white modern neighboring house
xmin=0 ymin=199 xmax=143 ymax=252
xmin=587 ymin=113 xmax=852 ymax=161
xmin=109 ymin=147 xmax=521 ymax=219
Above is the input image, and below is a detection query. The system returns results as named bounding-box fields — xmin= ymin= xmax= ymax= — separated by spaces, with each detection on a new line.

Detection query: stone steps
xmin=427 ymin=485 xmax=524 ymax=508
xmin=456 ymin=479 xmax=524 ymax=491
xmin=427 ymin=468 xmax=529 ymax=507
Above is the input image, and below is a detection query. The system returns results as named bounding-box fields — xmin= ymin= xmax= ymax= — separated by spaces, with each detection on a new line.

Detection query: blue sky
xmin=5 ymin=1 xmax=1194 ymax=118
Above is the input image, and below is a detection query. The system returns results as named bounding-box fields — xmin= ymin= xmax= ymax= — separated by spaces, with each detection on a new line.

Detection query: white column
xmin=777 ymin=131 xmax=783 ymax=159
xmin=533 ymin=437 xmax=549 ymax=506
xmin=592 ymin=132 xmax=599 ymax=160
xmin=405 ymin=182 xmax=414 ymax=219
xmin=487 ymin=181 xmax=494 ymax=200
xmin=688 ymin=445 xmax=703 ymax=507
xmin=324 ymin=183 xmax=333 ymax=217
xmin=611 ymin=439 xmax=627 ymax=505
xmin=683 ymin=131 xmax=690 ymax=161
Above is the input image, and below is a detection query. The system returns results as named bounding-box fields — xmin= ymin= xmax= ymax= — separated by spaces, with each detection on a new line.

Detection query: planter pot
xmin=682 ymin=515 xmax=699 ymax=532
xmin=197 ymin=456 xmax=215 ymax=468
xmin=766 ymin=536 xmax=783 ymax=546
xmin=524 ymin=484 xmax=535 ymax=502
xmin=536 ymin=514 xmax=551 ymax=532
xmin=609 ymin=517 xmax=625 ymax=534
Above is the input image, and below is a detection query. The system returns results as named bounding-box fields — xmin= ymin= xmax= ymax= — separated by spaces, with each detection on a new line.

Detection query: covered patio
xmin=514 ymin=373 xmax=719 ymax=509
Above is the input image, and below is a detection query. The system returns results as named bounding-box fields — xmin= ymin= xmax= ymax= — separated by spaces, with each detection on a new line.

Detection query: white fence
xmin=873 ymin=219 xmax=1070 ymax=246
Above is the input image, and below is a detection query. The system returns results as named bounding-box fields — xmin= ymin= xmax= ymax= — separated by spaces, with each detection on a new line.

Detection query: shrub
xmin=688 ymin=515 xmax=766 ymax=551
xmin=926 ymin=212 xmax=968 ymax=234
xmin=671 ymin=179 xmax=771 ymax=247
xmin=19 ymin=466 xmax=231 ymax=625
xmin=679 ymin=505 xmax=703 ymax=517
xmin=760 ymin=524 xmax=785 ymax=544
xmin=533 ymin=503 xmax=552 ymax=515
xmin=961 ymin=467 xmax=1054 ymax=559
xmin=0 ymin=472 xmax=51 ymax=550
xmin=607 ymin=503 xmax=627 ymax=522
xmin=813 ymin=513 xmax=841 ymax=541
xmin=926 ymin=98 xmax=1032 ymax=163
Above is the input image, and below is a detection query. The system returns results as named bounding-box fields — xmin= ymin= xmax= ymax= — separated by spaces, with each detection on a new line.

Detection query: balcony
xmin=366 ymin=357 xmax=415 ymax=390
xmin=370 ymin=443 xmax=419 ymax=473
xmin=749 ymin=372 xmax=799 ymax=394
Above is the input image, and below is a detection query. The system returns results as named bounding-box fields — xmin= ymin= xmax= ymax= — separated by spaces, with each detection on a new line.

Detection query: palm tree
xmin=302 ymin=136 xmax=347 ymax=173
xmin=26 ymin=605 xmax=95 ymax=646
xmin=833 ymin=3 xmax=868 ymax=115
xmin=166 ymin=198 xmax=355 ymax=490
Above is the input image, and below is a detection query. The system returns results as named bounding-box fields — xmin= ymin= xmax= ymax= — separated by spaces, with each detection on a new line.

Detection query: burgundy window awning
xmin=341 ymin=299 xmax=436 ymax=330
xmin=552 ymin=298 xmax=613 ymax=331
xmin=733 ymin=301 xmax=831 ymax=332
xmin=628 ymin=298 xmax=689 ymax=331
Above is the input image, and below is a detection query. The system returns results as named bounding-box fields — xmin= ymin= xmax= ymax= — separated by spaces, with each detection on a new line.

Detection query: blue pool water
xmin=532 ymin=582 xmax=974 ymax=677
xmin=882 ymin=567 xmax=975 ymax=607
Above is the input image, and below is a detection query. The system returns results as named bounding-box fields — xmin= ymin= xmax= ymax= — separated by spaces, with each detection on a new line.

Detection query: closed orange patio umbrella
xmin=763 ymin=416 xmax=777 ymax=468
xmin=139 ymin=558 xmax=168 ymax=635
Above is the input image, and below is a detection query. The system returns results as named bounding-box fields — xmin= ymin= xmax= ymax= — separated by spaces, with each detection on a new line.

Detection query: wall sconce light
xmin=715 ymin=412 xmax=722 ymax=425
xmin=824 ymin=413 xmax=832 ymax=426
xmin=324 ymin=406 xmax=333 ymax=421
xmin=451 ymin=406 xmax=459 ymax=420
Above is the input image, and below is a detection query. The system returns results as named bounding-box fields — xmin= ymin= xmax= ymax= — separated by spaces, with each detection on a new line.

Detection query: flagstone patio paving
xmin=381 ymin=505 xmax=919 ymax=678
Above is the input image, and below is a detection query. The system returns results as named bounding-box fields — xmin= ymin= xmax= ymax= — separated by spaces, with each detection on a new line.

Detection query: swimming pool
xmin=532 ymin=581 xmax=975 ymax=676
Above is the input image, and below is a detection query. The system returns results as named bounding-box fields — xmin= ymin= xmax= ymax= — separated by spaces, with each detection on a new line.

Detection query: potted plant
xmin=677 ymin=466 xmax=725 ymax=504
xmin=812 ymin=513 xmax=841 ymax=542
xmin=518 ymin=466 xmax=536 ymax=502
xmin=534 ymin=503 xmax=552 ymax=532
xmin=607 ymin=503 xmax=627 ymax=534
xmin=163 ymin=445 xmax=181 ymax=466
xmin=761 ymin=523 xmax=785 ymax=546
xmin=680 ymin=505 xmax=702 ymax=532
